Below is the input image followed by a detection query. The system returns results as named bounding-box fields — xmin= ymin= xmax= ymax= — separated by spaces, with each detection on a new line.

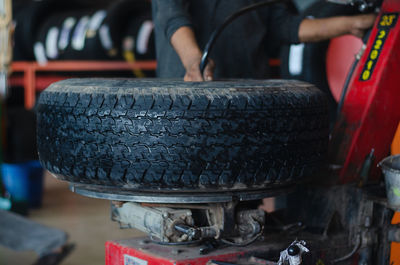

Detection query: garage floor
xmin=0 ymin=172 xmax=145 ymax=265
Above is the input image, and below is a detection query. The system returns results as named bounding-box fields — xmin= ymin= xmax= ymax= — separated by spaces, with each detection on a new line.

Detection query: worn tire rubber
xmin=37 ymin=78 xmax=329 ymax=192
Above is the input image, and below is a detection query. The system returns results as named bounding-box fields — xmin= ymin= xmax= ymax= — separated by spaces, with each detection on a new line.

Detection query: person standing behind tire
xmin=152 ymin=0 xmax=376 ymax=81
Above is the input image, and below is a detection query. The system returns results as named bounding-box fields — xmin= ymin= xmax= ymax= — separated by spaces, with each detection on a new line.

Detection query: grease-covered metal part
xmin=111 ymin=202 xmax=194 ymax=243
xmin=111 ymin=201 xmax=265 ymax=244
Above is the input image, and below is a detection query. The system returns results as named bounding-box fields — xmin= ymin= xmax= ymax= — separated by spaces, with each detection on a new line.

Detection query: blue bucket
xmin=1 ymin=161 xmax=44 ymax=208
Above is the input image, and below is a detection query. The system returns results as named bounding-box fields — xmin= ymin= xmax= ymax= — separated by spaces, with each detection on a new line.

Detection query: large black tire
xmin=37 ymin=78 xmax=329 ymax=192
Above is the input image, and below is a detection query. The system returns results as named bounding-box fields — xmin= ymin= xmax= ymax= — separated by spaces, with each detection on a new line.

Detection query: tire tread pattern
xmin=37 ymin=79 xmax=329 ymax=191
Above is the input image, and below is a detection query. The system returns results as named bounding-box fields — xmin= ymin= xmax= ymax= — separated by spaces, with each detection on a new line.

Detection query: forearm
xmin=299 ymin=16 xmax=350 ymax=42
xmin=170 ymin=26 xmax=202 ymax=70
xmin=299 ymin=14 xmax=376 ymax=42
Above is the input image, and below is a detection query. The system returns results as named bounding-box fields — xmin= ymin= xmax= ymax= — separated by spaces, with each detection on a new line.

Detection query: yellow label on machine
xmin=360 ymin=13 xmax=398 ymax=81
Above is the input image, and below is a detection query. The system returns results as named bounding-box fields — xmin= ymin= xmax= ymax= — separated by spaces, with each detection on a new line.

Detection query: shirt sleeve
xmin=152 ymin=0 xmax=193 ymax=42
xmin=267 ymin=4 xmax=303 ymax=44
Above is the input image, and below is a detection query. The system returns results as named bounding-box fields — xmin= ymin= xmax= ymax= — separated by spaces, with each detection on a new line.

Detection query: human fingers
xmin=184 ymin=67 xmax=203 ymax=81
xmin=203 ymin=59 xmax=215 ymax=81
xmin=355 ymin=14 xmax=377 ymax=30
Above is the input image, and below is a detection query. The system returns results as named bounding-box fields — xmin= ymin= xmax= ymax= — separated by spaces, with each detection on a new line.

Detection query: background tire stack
xmin=13 ymin=0 xmax=155 ymax=63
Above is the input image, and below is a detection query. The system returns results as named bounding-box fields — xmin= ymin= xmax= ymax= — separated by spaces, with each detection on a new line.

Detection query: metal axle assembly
xmin=111 ymin=201 xmax=265 ymax=245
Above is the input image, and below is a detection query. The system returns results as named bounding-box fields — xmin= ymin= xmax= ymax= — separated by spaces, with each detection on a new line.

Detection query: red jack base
xmin=105 ymin=237 xmax=285 ymax=265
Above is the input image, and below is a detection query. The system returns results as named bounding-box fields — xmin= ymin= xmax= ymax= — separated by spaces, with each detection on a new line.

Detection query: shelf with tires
xmin=10 ymin=0 xmax=157 ymax=109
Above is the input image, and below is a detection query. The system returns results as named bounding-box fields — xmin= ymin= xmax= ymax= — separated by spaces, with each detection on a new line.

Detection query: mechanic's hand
xmin=184 ymin=58 xmax=215 ymax=82
xmin=349 ymin=14 xmax=377 ymax=38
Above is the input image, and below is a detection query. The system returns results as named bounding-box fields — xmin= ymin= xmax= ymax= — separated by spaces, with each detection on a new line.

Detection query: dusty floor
xmin=0 ymin=172 xmax=145 ymax=265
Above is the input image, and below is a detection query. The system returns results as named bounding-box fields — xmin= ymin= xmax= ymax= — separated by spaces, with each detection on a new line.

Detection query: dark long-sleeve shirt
xmin=152 ymin=0 xmax=302 ymax=79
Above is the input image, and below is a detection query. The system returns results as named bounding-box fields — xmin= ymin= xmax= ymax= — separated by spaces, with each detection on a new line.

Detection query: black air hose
xmin=199 ymin=0 xmax=287 ymax=75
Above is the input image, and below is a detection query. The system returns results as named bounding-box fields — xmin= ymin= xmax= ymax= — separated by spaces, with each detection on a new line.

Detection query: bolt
xmin=287 ymin=245 xmax=300 ymax=256
xmin=188 ymin=229 xmax=196 ymax=239
xmin=359 ymin=3 xmax=368 ymax=12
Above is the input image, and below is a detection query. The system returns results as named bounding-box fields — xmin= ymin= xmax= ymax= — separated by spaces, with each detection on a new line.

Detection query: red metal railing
xmin=10 ymin=61 xmax=157 ymax=109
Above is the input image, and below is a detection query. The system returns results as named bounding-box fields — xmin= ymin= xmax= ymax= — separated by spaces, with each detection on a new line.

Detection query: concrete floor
xmin=0 ymin=172 xmax=145 ymax=265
